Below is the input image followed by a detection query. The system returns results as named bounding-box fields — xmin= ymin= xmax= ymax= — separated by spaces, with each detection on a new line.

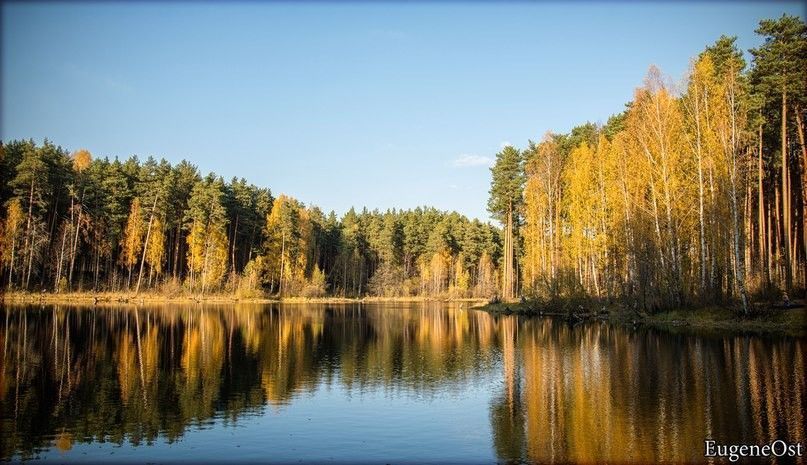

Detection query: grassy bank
xmin=643 ymin=306 xmax=806 ymax=336
xmin=474 ymin=300 xmax=806 ymax=336
xmin=0 ymin=290 xmax=485 ymax=306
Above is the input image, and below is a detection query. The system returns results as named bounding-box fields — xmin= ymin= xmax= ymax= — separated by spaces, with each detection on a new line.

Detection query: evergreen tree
xmin=488 ymin=145 xmax=524 ymax=300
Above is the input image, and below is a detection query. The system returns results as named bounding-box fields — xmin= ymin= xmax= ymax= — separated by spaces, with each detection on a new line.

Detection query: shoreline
xmin=2 ymin=291 xmax=802 ymax=336
xmin=0 ymin=290 xmax=486 ymax=306
xmin=474 ymin=301 xmax=806 ymax=337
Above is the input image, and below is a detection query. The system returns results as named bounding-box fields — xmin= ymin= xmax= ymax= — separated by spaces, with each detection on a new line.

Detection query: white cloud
xmin=500 ymin=141 xmax=512 ymax=149
xmin=452 ymin=154 xmax=493 ymax=167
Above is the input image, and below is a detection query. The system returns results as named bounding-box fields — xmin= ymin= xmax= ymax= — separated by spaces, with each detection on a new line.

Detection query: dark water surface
xmin=0 ymin=302 xmax=804 ymax=463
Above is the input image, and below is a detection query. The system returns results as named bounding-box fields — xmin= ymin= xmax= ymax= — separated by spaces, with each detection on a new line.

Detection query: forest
xmin=0 ymin=141 xmax=501 ymax=298
xmin=491 ymin=15 xmax=807 ymax=313
xmin=1 ymin=15 xmax=805 ymax=311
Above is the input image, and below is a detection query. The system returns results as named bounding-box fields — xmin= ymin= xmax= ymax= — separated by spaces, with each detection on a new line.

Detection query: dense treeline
xmin=490 ymin=15 xmax=806 ymax=312
xmin=0 ymin=141 xmax=501 ymax=297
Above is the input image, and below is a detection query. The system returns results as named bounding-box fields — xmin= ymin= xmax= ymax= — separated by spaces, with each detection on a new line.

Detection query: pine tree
xmin=488 ymin=145 xmax=523 ymax=300
xmin=750 ymin=15 xmax=807 ymax=292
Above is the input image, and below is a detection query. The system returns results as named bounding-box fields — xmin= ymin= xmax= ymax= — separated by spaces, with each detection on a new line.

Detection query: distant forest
xmin=1 ymin=15 xmax=805 ymax=309
xmin=0 ymin=142 xmax=501 ymax=298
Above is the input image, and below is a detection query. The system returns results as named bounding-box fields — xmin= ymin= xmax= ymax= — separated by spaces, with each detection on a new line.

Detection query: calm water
xmin=0 ymin=302 xmax=804 ymax=464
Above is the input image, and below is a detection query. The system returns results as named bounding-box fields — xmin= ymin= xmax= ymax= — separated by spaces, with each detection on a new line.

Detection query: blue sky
xmin=2 ymin=2 xmax=804 ymax=221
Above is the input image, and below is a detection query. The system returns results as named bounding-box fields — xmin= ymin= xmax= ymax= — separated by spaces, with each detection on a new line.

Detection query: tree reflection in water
xmin=490 ymin=318 xmax=805 ymax=463
xmin=0 ymin=303 xmax=803 ymax=463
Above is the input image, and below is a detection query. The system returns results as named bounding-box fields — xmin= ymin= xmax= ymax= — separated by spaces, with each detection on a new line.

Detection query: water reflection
xmin=492 ymin=319 xmax=805 ymax=464
xmin=0 ymin=303 xmax=803 ymax=463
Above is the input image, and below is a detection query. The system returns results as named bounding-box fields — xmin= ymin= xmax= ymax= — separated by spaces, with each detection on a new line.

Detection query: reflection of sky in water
xmin=1 ymin=303 xmax=804 ymax=464
xmin=45 ymin=380 xmax=499 ymax=464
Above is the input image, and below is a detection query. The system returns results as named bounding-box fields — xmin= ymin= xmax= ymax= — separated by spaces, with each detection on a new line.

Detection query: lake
xmin=0 ymin=302 xmax=804 ymax=463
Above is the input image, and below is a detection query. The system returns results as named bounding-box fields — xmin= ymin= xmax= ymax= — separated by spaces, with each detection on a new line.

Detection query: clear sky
xmin=2 ymin=1 xmax=804 ymax=221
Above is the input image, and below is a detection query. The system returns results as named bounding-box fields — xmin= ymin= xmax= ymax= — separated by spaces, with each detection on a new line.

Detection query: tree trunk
xmin=201 ymin=232 xmax=211 ymax=296
xmin=727 ymin=79 xmax=748 ymax=315
xmin=25 ymin=234 xmax=35 ymax=291
xmin=694 ymin=85 xmax=708 ymax=294
xmin=745 ymin=175 xmax=752 ymax=273
xmin=758 ymin=124 xmax=767 ymax=282
xmin=794 ymin=105 xmax=807 ymax=276
xmin=135 ymin=195 xmax=159 ymax=295
xmin=68 ymin=187 xmax=85 ymax=288
xmin=67 ymin=209 xmax=80 ymax=287
xmin=23 ymin=179 xmax=34 ymax=290
xmin=8 ymin=234 xmax=16 ymax=289
xmin=358 ymin=255 xmax=363 ymax=296
xmin=230 ymin=214 xmax=239 ymax=275
xmin=55 ymin=226 xmax=68 ymax=291
xmin=774 ymin=181 xmax=782 ymax=283
xmin=503 ymin=203 xmax=514 ymax=300
xmin=767 ymin=191 xmax=773 ymax=284
xmin=172 ymin=223 xmax=181 ymax=279
xmin=94 ymin=245 xmax=100 ymax=291
xmin=44 ymin=196 xmax=59 ymax=286
xmin=279 ymin=230 xmax=286 ymax=296
xmin=781 ymin=90 xmax=792 ymax=290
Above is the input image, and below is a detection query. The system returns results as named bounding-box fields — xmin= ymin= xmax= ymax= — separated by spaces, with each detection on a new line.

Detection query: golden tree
xmin=121 ymin=197 xmax=144 ymax=288
xmin=1 ymin=199 xmax=24 ymax=288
